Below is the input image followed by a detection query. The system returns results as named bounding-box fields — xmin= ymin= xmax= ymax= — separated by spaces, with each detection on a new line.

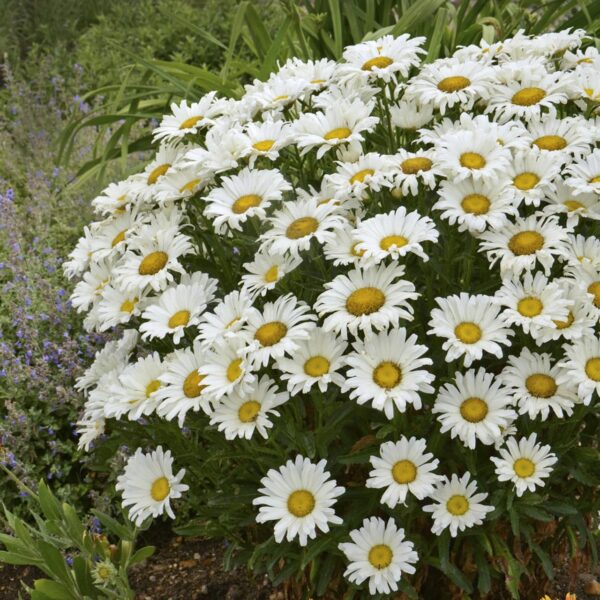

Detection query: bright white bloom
xmin=153 ymin=95 xmax=222 ymax=142
xmin=323 ymin=226 xmax=364 ymax=266
xmin=239 ymin=119 xmax=291 ymax=166
xmin=91 ymin=179 xmax=138 ymax=216
xmin=491 ymin=433 xmax=558 ymax=497
xmin=433 ymin=368 xmax=517 ymax=449
xmin=209 ymin=375 xmax=289 ymax=440
xmin=501 ymin=348 xmax=578 ymax=420
xmin=339 ymin=517 xmax=418 ymax=596
xmin=423 ymin=472 xmax=494 ymax=537
xmin=154 ymin=165 xmax=212 ymax=205
xmin=70 ymin=257 xmax=115 ymax=313
xmin=315 ymin=263 xmax=418 ymax=338
xmin=366 ymin=437 xmax=440 ymax=507
xmin=276 ymin=328 xmax=347 ymax=395
xmin=506 ymin=151 xmax=560 ymax=207
xmin=95 ymin=285 xmax=147 ymax=331
xmin=564 ymin=234 xmax=600 ymax=268
xmin=524 ymin=115 xmax=592 ymax=159
xmin=564 ymin=148 xmax=600 ymax=194
xmin=116 ymin=446 xmax=188 ymax=526
xmin=343 ymin=328 xmax=434 ymax=418
xmin=390 ymin=96 xmax=434 ymax=130
xmin=353 ymin=206 xmax=439 ymax=263
xmin=428 ymin=293 xmax=513 ymax=367
xmin=253 ymin=456 xmax=344 ymax=546
xmin=542 ymin=181 xmax=600 ymax=227
xmin=238 ymin=294 xmax=316 ymax=368
xmin=478 ymin=215 xmax=569 ymax=276
xmin=557 ymin=338 xmax=600 ymax=404
xmin=241 ymin=251 xmax=302 ymax=299
xmin=390 ymin=149 xmax=441 ymax=196
xmin=196 ymin=290 xmax=253 ymax=347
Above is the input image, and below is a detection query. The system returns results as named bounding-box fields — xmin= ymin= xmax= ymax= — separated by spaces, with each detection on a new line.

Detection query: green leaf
xmin=129 ymin=545 xmax=156 ymax=566
xmin=327 ymin=0 xmax=343 ymax=58
xmin=33 ymin=579 xmax=76 ymax=600
xmin=37 ymin=483 xmax=61 ymax=522
xmin=36 ymin=541 xmax=71 ymax=587
xmin=91 ymin=511 xmax=132 ymax=542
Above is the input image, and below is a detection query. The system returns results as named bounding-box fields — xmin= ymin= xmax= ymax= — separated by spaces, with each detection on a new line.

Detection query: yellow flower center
xmin=533 ymin=135 xmax=567 ymax=151
xmin=512 ymin=87 xmax=546 ymax=106
xmin=150 ymin=476 xmax=170 ymax=501
xmin=147 ymin=163 xmax=171 ymax=185
xmin=373 ymin=361 xmax=402 ymax=389
xmin=97 ymin=566 xmax=111 ymax=580
xmin=587 ymin=281 xmax=600 ymax=307
xmin=252 ymin=139 xmax=275 ymax=152
xmin=563 ymin=200 xmax=585 ymax=212
xmin=324 ymin=127 xmax=352 ymax=140
xmin=392 ymin=459 xmax=417 ymax=484
xmin=138 ymin=251 xmax=168 ymax=275
xmin=273 ymin=95 xmax=289 ymax=102
xmin=368 ymin=544 xmax=393 ymax=569
xmin=179 ymin=115 xmax=203 ymax=129
xmin=238 ymin=400 xmax=261 ymax=423
xmin=179 ymin=178 xmax=202 ymax=193
xmin=525 ymin=374 xmax=557 ymax=398
xmin=362 ymin=56 xmax=393 ymax=71
xmin=255 ymin=321 xmax=287 ymax=346
xmin=232 ymin=194 xmax=262 ymax=214
xmin=183 ymin=370 xmax=206 ymax=398
xmin=513 ymin=458 xmax=535 ymax=478
xmin=225 ymin=316 xmax=240 ymax=330
xmin=120 ymin=298 xmax=137 ymax=313
xmin=346 ymin=287 xmax=385 ymax=316
xmin=286 ymin=217 xmax=319 ymax=239
xmin=350 ymin=168 xmax=375 ymax=184
xmin=517 ymin=296 xmax=543 ymax=317
xmin=553 ymin=311 xmax=575 ymax=330
xmin=513 ymin=172 xmax=540 ymax=191
xmin=145 ymin=379 xmax=161 ymax=398
xmin=401 ymin=157 xmax=432 ymax=174
xmin=380 ymin=235 xmax=408 ymax=251
xmin=264 ymin=265 xmax=279 ymax=283
xmin=459 ymin=152 xmax=486 ymax=170
xmin=585 ymin=357 xmax=600 ymax=382
xmin=226 ymin=358 xmax=243 ymax=383
xmin=111 ymin=229 xmax=127 ymax=247
xmin=437 ymin=75 xmax=471 ymax=92
xmin=311 ymin=79 xmax=326 ymax=84
xmin=350 ymin=243 xmax=366 ymax=257
xmin=589 ymin=176 xmax=600 ymax=184
xmin=168 ymin=310 xmax=190 ymax=328
xmin=454 ymin=322 xmax=482 ymax=344
xmin=461 ymin=194 xmax=490 ymax=215
xmin=446 ymin=494 xmax=469 ymax=516
xmin=304 ymin=355 xmax=330 ymax=377
xmin=460 ymin=397 xmax=488 ymax=423
xmin=287 ymin=490 xmax=315 ymax=517
xmin=508 ymin=231 xmax=544 ymax=256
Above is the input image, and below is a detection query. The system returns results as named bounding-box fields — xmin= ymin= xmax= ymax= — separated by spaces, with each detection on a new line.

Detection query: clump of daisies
xmin=67 ymin=26 xmax=600 ymax=598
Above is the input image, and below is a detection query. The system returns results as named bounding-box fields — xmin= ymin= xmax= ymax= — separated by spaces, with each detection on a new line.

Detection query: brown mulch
xmin=0 ymin=563 xmax=42 ymax=599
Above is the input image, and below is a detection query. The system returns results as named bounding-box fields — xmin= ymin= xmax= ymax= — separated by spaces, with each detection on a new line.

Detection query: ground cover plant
xmin=64 ymin=22 xmax=600 ymax=600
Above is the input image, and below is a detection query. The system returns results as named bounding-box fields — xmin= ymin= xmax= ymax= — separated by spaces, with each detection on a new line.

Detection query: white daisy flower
xmin=70 ymin=257 xmax=115 ymax=313
xmin=501 ymin=348 xmax=578 ymax=420
xmin=209 ymin=375 xmax=289 ymax=440
xmin=542 ymin=180 xmax=600 ymax=227
xmin=105 ymin=352 xmax=165 ymax=421
xmin=338 ymin=34 xmax=426 ymax=83
xmin=91 ymin=179 xmax=138 ymax=216
xmin=390 ymin=96 xmax=434 ymax=130
xmin=238 ymin=293 xmax=316 ymax=368
xmin=259 ymin=197 xmax=347 ymax=256
xmin=353 ymin=206 xmax=439 ymax=263
xmin=315 ymin=263 xmax=418 ymax=338
xmin=95 ymin=285 xmax=147 ymax=332
xmin=241 ymin=251 xmax=302 ymax=299
xmin=198 ymin=336 xmax=255 ymax=400
xmin=154 ymin=164 xmax=212 ymax=205
xmin=204 ymin=167 xmax=291 ymax=234
xmin=568 ymin=262 xmax=600 ymax=314
xmin=182 ymin=124 xmax=247 ymax=174
xmin=557 ymin=338 xmax=600 ymax=405
xmin=153 ymin=94 xmax=222 ymax=142
xmin=524 ymin=115 xmax=592 ymax=159
xmin=322 ymin=226 xmax=364 ymax=266
xmin=338 ymin=517 xmax=418 ymax=596
xmin=343 ymin=328 xmax=434 ymax=418
xmin=563 ymin=234 xmax=600 ymax=268
xmin=406 ymin=60 xmax=494 ymax=114
xmin=156 ymin=342 xmax=213 ymax=425
xmin=196 ymin=290 xmax=253 ymax=347
xmin=506 ymin=151 xmax=560 ymax=207
xmin=278 ymin=57 xmax=337 ymax=89
xmin=494 ymin=271 xmax=571 ymax=336
xmin=116 ymin=446 xmax=188 ymax=526
xmin=491 ymin=433 xmax=558 ymax=497
xmin=428 ymin=293 xmax=513 ymax=367
xmin=276 ymin=328 xmax=347 ymax=395
xmin=291 ymin=98 xmax=378 ymax=158
xmin=239 ymin=119 xmax=291 ymax=166
xmin=63 ymin=226 xmax=99 ymax=280
xmin=245 ymin=74 xmax=309 ymax=113
xmin=433 ymin=368 xmax=516 ymax=449
xmin=390 ymin=149 xmax=441 ymax=196
xmin=478 ymin=214 xmax=570 ymax=276
xmin=76 ymin=415 xmax=105 ymax=452
xmin=114 ymin=229 xmax=195 ymax=293
xmin=564 ymin=148 xmax=600 ymax=194
xmin=485 ymin=68 xmax=573 ymax=122
xmin=435 ymin=130 xmax=512 ymax=182
xmin=433 ymin=178 xmax=518 ymax=233
xmin=423 ymin=472 xmax=493 ymax=537
xmin=366 ymin=437 xmax=441 ymax=507
xmin=253 ymin=456 xmax=345 ymax=546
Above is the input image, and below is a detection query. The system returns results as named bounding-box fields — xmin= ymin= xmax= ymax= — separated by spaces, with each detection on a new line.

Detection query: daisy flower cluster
xmin=67 ymin=27 xmax=600 ymax=597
